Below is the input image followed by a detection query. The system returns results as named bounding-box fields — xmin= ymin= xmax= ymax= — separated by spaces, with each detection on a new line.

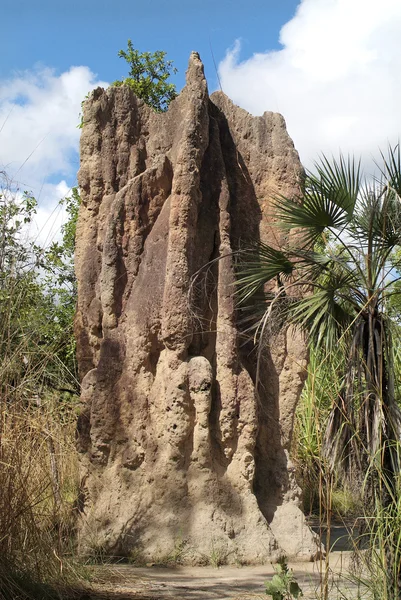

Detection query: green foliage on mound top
xmin=112 ymin=39 xmax=178 ymax=112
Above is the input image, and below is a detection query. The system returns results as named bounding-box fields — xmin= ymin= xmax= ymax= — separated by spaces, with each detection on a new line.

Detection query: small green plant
xmin=112 ymin=39 xmax=177 ymax=112
xmin=128 ymin=538 xmax=190 ymax=567
xmin=198 ymin=539 xmax=229 ymax=567
xmin=165 ymin=538 xmax=189 ymax=565
xmin=79 ymin=42 xmax=177 ymax=127
xmin=208 ymin=539 xmax=229 ymax=568
xmin=265 ymin=558 xmax=303 ymax=600
xmin=153 ymin=539 xmax=190 ymax=567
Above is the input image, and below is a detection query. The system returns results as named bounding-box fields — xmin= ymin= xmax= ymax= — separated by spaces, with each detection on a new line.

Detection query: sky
xmin=1 ymin=0 xmax=401 ymax=246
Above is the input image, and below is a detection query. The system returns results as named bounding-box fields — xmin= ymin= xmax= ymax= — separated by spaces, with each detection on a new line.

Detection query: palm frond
xmin=351 ymin=185 xmax=401 ymax=253
xmin=291 ymin=272 xmax=354 ymax=351
xmin=235 ymin=242 xmax=294 ymax=304
xmin=377 ymin=143 xmax=401 ymax=198
xmin=274 ymin=188 xmax=348 ymax=244
xmin=273 ymin=155 xmax=361 ymax=245
xmin=312 ymin=153 xmax=361 ymax=219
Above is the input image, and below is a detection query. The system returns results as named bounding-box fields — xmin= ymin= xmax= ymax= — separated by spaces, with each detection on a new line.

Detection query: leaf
xmin=377 ymin=143 xmax=401 ymax=198
xmin=289 ymin=581 xmax=303 ymax=598
xmin=270 ymin=574 xmax=286 ymax=591
xmin=265 ymin=582 xmax=283 ymax=600
xmin=273 ymin=155 xmax=361 ymax=245
xmin=235 ymin=242 xmax=294 ymax=304
xmin=112 ymin=40 xmax=177 ymax=112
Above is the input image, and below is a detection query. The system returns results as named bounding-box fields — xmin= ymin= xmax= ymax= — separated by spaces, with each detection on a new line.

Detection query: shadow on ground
xmin=72 ymin=554 xmax=360 ymax=600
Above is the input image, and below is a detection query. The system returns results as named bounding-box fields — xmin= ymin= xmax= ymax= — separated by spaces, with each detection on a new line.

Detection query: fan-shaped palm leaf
xmin=235 ymin=242 xmax=294 ymax=304
xmin=274 ymin=155 xmax=361 ymax=245
xmin=377 ymin=143 xmax=401 ymax=198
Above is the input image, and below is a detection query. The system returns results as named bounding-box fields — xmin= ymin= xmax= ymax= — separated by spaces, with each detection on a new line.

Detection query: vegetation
xmin=0 ymin=173 xmax=80 ymax=598
xmin=112 ymin=39 xmax=177 ymax=111
xmin=238 ymin=147 xmax=401 ymax=477
xmin=0 ymin=40 xmax=179 ymax=597
xmin=265 ymin=558 xmax=303 ymax=599
xmin=3 ymin=33 xmax=401 ymax=597
xmin=0 ymin=175 xmax=80 ymax=392
xmin=237 ymin=146 xmax=401 ymax=598
xmin=40 ymin=187 xmax=80 ymax=383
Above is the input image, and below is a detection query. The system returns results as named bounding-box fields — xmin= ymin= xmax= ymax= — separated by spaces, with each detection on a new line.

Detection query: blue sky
xmin=1 ymin=0 xmax=401 ymax=245
xmin=1 ymin=0 xmax=298 ymax=91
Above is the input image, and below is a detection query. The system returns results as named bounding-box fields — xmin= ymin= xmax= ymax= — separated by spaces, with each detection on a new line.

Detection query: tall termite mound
xmin=75 ymin=52 xmax=318 ymax=563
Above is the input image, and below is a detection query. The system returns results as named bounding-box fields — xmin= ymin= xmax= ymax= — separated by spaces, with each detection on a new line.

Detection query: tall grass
xmin=294 ymin=337 xmax=401 ymax=599
xmin=294 ymin=344 xmax=359 ymax=517
xmin=0 ymin=380 xmax=80 ymax=598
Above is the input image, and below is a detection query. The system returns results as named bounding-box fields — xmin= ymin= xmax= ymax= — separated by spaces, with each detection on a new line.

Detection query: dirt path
xmin=84 ymin=552 xmax=362 ymax=600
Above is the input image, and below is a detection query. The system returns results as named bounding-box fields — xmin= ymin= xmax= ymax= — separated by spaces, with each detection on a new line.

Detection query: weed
xmin=207 ymin=540 xmax=229 ymax=568
xmin=265 ymin=557 xmax=303 ymax=599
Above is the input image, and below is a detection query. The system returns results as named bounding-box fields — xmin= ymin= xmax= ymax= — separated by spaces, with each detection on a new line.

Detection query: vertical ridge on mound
xmin=75 ymin=52 xmax=318 ymax=563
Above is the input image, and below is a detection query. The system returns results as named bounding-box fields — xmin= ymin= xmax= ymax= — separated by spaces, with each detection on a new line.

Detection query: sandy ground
xmin=84 ymin=552 xmax=366 ymax=600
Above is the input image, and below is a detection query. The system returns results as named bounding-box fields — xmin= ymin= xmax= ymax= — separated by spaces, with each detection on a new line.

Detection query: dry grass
xmin=0 ymin=380 xmax=81 ymax=598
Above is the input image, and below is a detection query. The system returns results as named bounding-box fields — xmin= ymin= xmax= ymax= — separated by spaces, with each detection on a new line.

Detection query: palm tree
xmin=236 ymin=147 xmax=401 ymax=596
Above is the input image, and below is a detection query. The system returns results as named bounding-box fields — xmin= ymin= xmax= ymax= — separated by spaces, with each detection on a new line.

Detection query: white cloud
xmin=0 ymin=66 xmax=108 ymax=241
xmin=219 ymin=0 xmax=401 ymax=170
xmin=30 ymin=181 xmax=72 ymax=249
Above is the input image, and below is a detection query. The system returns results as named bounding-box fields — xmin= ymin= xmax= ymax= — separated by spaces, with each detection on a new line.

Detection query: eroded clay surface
xmin=75 ymin=52 xmax=317 ymax=563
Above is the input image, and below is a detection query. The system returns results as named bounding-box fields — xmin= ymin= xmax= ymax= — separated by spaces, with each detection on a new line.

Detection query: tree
xmin=112 ymin=39 xmax=177 ymax=112
xmin=41 ymin=187 xmax=80 ymax=382
xmin=0 ymin=173 xmax=42 ymax=393
xmin=0 ymin=174 xmax=80 ymax=396
xmin=236 ymin=147 xmax=401 ymax=596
